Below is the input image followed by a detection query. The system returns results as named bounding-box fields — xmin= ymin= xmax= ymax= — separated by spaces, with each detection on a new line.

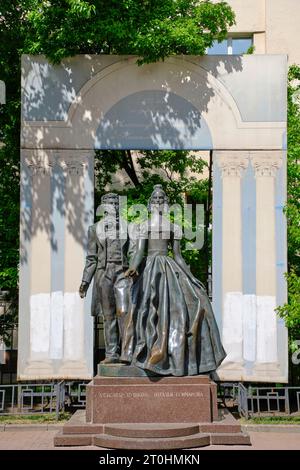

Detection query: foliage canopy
xmin=24 ymin=1 xmax=235 ymax=63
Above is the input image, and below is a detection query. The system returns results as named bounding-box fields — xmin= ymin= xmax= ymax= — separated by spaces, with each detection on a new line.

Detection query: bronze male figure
xmin=79 ymin=193 xmax=131 ymax=364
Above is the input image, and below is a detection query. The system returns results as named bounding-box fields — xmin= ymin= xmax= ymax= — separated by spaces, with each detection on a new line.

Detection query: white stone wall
xmin=212 ymin=0 xmax=265 ymax=33
xmin=265 ymin=0 xmax=300 ymax=65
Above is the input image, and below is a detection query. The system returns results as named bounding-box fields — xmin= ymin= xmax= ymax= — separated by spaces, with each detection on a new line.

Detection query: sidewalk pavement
xmin=0 ymin=429 xmax=299 ymax=450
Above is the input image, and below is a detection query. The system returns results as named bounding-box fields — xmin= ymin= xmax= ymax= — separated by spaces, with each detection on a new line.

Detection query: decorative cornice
xmin=216 ymin=153 xmax=249 ymax=178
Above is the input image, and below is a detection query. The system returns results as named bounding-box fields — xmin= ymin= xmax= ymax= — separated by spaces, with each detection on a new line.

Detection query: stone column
xmin=58 ymin=151 xmax=93 ymax=375
xmin=216 ymin=152 xmax=249 ymax=370
xmin=250 ymin=151 xmax=283 ymax=369
xmin=18 ymin=149 xmax=94 ymax=380
xmin=18 ymin=150 xmax=54 ymax=377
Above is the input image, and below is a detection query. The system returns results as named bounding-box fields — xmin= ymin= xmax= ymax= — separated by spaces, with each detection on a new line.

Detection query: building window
xmin=207 ymin=36 xmax=253 ymax=55
xmin=207 ymin=39 xmax=228 ymax=55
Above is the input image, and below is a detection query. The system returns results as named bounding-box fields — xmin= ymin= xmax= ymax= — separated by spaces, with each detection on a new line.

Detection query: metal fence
xmin=64 ymin=381 xmax=88 ymax=408
xmin=0 ymin=381 xmax=88 ymax=419
xmin=220 ymin=383 xmax=300 ymax=419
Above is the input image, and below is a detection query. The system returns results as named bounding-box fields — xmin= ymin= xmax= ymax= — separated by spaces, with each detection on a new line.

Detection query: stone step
xmin=93 ymin=432 xmax=211 ymax=450
xmin=54 ymin=431 xmax=93 ymax=447
xmin=200 ymin=423 xmax=242 ymax=434
xmin=210 ymin=432 xmax=251 ymax=446
xmin=104 ymin=423 xmax=200 ymax=438
xmin=55 ymin=430 xmax=251 ymax=449
xmin=63 ymin=423 xmax=103 ymax=435
xmin=61 ymin=409 xmax=103 ymax=435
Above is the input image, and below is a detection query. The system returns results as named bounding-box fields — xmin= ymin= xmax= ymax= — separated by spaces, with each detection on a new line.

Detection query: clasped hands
xmin=124 ymin=267 xmax=138 ymax=278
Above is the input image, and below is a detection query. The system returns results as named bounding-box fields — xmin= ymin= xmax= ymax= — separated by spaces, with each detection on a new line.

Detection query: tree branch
xmin=121 ymin=150 xmax=141 ymax=187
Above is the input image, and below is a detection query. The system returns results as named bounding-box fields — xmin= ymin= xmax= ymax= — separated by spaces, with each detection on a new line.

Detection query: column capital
xmin=53 ymin=156 xmax=88 ymax=175
xmin=23 ymin=152 xmax=53 ymax=176
xmin=250 ymin=152 xmax=283 ymax=177
xmin=216 ymin=152 xmax=249 ymax=178
xmin=51 ymin=150 xmax=92 ymax=175
xmin=22 ymin=149 xmax=92 ymax=176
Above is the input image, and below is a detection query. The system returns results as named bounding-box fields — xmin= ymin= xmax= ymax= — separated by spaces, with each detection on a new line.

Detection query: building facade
xmin=213 ymin=0 xmax=300 ymax=65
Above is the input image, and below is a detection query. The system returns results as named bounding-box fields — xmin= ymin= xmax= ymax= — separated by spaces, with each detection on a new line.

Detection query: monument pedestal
xmin=55 ymin=371 xmax=250 ymax=449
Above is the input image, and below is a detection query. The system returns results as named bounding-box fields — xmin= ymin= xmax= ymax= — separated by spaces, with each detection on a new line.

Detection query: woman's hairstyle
xmin=147 ymin=184 xmax=169 ymax=211
xmin=101 ymin=192 xmax=119 ymax=204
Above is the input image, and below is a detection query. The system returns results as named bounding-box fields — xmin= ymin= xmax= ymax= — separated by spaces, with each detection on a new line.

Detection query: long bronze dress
xmin=121 ymin=221 xmax=226 ymax=376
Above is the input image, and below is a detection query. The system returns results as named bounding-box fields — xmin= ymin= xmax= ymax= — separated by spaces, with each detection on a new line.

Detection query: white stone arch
xmin=69 ymin=57 xmax=241 ymax=144
xmin=23 ymin=56 xmax=284 ymax=151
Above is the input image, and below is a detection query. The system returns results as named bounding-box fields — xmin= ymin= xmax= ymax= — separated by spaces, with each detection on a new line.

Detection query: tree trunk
xmin=120 ymin=150 xmax=141 ymax=187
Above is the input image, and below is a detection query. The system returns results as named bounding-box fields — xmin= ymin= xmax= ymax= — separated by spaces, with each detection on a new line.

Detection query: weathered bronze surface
xmin=80 ymin=186 xmax=226 ymax=376
xmin=79 ymin=193 xmax=131 ymax=363
xmin=97 ymin=363 xmax=157 ymax=377
xmin=121 ymin=185 xmax=226 ymax=376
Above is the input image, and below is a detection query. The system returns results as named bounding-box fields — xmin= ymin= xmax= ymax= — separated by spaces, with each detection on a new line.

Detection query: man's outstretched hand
xmin=79 ymin=282 xmax=89 ymax=298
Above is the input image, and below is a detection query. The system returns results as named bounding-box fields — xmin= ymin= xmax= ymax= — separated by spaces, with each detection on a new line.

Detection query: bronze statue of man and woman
xmin=79 ymin=185 xmax=226 ymax=377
